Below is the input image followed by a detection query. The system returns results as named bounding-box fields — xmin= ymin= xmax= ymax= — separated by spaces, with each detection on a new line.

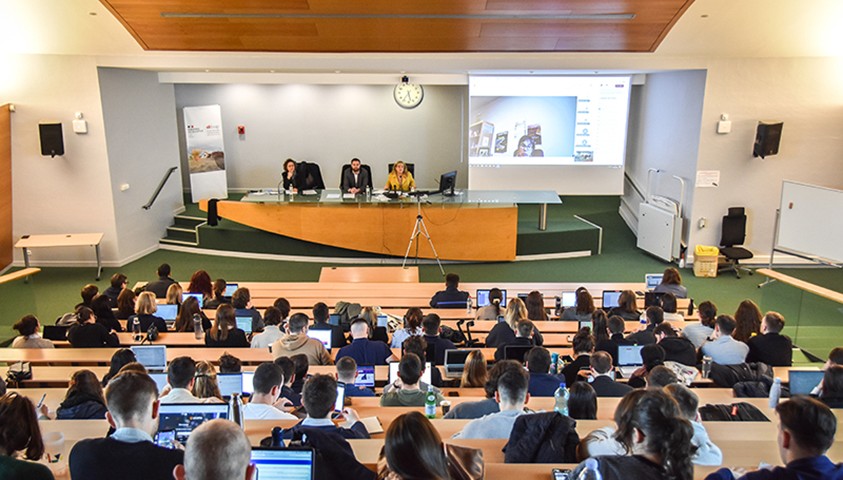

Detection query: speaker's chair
xmin=718 ymin=207 xmax=754 ymax=278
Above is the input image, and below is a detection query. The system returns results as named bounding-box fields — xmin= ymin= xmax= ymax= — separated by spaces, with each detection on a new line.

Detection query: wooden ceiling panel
xmin=99 ymin=0 xmax=695 ymax=53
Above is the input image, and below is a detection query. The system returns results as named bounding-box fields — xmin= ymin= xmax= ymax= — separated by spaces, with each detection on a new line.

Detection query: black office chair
xmin=339 ymin=164 xmax=373 ymax=190
xmin=387 ymin=162 xmax=415 ymax=177
xmin=297 ymin=161 xmax=325 ymax=190
xmin=718 ymin=207 xmax=754 ymax=278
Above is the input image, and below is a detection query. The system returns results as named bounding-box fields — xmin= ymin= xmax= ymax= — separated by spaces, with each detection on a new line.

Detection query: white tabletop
xmin=15 ymin=233 xmax=104 ymax=248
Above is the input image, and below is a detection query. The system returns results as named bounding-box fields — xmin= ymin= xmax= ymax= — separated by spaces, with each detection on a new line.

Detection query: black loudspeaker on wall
xmin=753 ymin=121 xmax=783 ymax=159
xmin=39 ymin=123 xmax=64 ymax=157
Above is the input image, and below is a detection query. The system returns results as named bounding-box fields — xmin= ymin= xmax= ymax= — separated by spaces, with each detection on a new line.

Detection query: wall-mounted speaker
xmin=39 ymin=123 xmax=64 ymax=157
xmin=753 ymin=121 xmax=783 ymax=159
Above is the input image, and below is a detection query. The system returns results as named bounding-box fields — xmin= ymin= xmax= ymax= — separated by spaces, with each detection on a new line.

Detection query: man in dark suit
xmin=144 ymin=263 xmax=175 ymax=298
xmin=588 ymin=351 xmax=633 ymax=397
xmin=747 ymin=311 xmax=793 ymax=366
xmin=341 ymin=157 xmax=370 ymax=194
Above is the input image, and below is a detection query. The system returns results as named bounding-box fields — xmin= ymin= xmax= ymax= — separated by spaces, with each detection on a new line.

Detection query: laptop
xmin=131 ymin=345 xmax=167 ymax=371
xmin=307 ymin=329 xmax=332 ymax=350
xmin=560 ymin=291 xmax=577 ymax=308
xmin=789 ymin=370 xmax=824 ymax=395
xmin=503 ymin=345 xmax=533 ymax=363
xmin=377 ymin=314 xmax=389 ymax=328
xmin=157 ymin=303 xmax=178 ymax=322
xmin=601 ymin=290 xmax=622 ymax=309
xmin=251 ymin=447 xmax=316 ymax=480
xmin=644 ymin=291 xmax=666 ymax=307
xmin=182 ymin=292 xmax=204 ymax=308
xmin=241 ymin=371 xmax=255 ymax=395
xmin=223 ymin=283 xmax=239 ymax=297
xmin=617 ymin=345 xmax=645 ymax=377
xmin=645 ymin=273 xmax=664 ymax=291
xmin=476 ymin=289 xmax=507 ymax=308
xmin=218 ymin=373 xmax=243 ymax=397
xmin=148 ymin=372 xmax=169 ymax=392
xmin=355 ymin=365 xmax=376 ymax=388
xmin=579 ymin=320 xmax=593 ymax=331
xmin=155 ymin=403 xmax=230 ymax=446
xmin=235 ymin=316 xmax=253 ymax=334
xmin=444 ymin=349 xmax=479 ymax=378
xmin=328 ymin=314 xmax=342 ymax=326
xmin=388 ymin=361 xmax=432 ymax=385
xmin=42 ymin=325 xmax=68 ymax=341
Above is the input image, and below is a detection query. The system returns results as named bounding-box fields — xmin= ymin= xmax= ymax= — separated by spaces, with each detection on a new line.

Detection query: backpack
xmin=440 ymin=324 xmax=466 ymax=345
xmin=333 ymin=301 xmax=362 ymax=331
xmin=699 ymin=402 xmax=770 ymax=421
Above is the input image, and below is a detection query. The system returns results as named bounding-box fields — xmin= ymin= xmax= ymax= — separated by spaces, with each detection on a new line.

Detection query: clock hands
xmin=404 ymin=91 xmax=412 ymax=102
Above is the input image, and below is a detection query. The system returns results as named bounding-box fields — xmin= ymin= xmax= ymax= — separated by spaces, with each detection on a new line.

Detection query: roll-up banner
xmin=184 ymin=105 xmax=228 ymax=203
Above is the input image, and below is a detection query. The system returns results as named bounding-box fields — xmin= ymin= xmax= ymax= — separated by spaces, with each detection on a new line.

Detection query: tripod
xmin=402 ymin=195 xmax=445 ymax=276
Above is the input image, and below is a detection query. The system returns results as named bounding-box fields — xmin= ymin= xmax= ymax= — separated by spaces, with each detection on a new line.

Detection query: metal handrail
xmin=142 ymin=166 xmax=178 ymax=210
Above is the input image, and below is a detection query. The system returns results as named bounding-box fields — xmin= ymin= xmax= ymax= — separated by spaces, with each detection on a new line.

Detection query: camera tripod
xmin=401 ymin=194 xmax=445 ymax=276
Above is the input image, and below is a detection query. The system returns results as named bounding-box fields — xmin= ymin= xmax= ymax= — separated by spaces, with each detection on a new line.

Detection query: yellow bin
xmin=694 ymin=245 xmax=719 ymax=278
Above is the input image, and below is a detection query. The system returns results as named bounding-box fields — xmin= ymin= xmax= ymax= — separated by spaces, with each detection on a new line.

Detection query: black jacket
xmin=68 ymin=323 xmax=119 ymax=348
xmin=429 ymin=287 xmax=470 ymax=308
xmin=69 ymin=437 xmax=184 ymax=480
xmin=589 ymin=375 xmax=633 ymax=397
xmin=746 ymin=332 xmax=793 ymax=366
xmin=595 ymin=334 xmax=633 ymax=365
xmin=144 ymin=276 xmax=176 ymax=298
xmin=625 ymin=324 xmax=656 ymax=345
xmin=503 ymin=411 xmax=579 ymax=463
xmin=561 ymin=355 xmax=591 ymax=386
xmin=56 ymin=394 xmax=107 ymax=420
xmin=659 ymin=336 xmax=697 ymax=367
xmin=485 ymin=322 xmax=544 ymax=348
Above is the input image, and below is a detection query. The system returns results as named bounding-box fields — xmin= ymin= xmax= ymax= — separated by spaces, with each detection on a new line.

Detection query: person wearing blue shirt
xmin=336 ymin=357 xmax=375 ymax=397
xmin=429 ymin=273 xmax=469 ymax=308
xmin=525 ymin=346 xmax=565 ymax=396
xmin=336 ymin=318 xmax=396 ymax=366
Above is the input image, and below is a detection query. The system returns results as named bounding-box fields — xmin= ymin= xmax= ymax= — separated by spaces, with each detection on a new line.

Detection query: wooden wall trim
xmin=0 ymin=104 xmax=12 ymax=270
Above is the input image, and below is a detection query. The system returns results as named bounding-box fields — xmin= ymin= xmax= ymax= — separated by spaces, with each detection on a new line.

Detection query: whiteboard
xmin=777 ymin=181 xmax=843 ymax=263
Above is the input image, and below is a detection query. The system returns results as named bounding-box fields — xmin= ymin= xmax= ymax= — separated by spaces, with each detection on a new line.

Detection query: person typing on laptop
xmin=336 ymin=357 xmax=375 ymax=397
xmin=283 ymin=374 xmax=370 ymax=439
xmin=241 ymin=363 xmax=297 ymax=420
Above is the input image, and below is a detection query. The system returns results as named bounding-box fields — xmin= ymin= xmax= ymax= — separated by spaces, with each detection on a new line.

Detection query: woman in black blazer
xmin=129 ymin=292 xmax=168 ymax=333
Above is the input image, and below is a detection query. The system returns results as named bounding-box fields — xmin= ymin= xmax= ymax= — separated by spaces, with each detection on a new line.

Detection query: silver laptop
xmin=645 ymin=273 xmax=664 ymax=291
xmin=444 ymin=349 xmax=480 ymax=378
xmin=156 ymin=303 xmax=178 ymax=322
xmin=241 ymin=371 xmax=255 ymax=395
xmin=235 ymin=316 xmax=253 ymax=333
xmin=131 ymin=345 xmax=167 ymax=371
xmin=617 ymin=345 xmax=644 ymax=377
xmin=148 ymin=372 xmax=169 ymax=392
xmin=218 ymin=373 xmax=243 ymax=397
xmin=601 ymin=290 xmax=622 ymax=309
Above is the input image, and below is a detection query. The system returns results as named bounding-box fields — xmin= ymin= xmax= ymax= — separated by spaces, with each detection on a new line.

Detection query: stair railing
xmin=143 ymin=166 xmax=179 ymax=210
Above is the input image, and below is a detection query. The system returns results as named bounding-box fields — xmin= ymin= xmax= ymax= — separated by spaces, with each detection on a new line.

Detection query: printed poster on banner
xmin=184 ymin=105 xmax=228 ymax=202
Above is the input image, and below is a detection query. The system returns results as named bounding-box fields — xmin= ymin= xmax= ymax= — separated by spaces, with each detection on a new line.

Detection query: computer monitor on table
xmin=437 ymin=170 xmax=457 ymax=196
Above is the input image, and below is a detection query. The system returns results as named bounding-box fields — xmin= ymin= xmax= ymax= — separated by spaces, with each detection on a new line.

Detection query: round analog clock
xmin=393 ymin=81 xmax=424 ymax=109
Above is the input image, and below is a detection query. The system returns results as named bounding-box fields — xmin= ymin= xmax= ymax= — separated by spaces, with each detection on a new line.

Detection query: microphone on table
xmin=277 ymin=176 xmax=284 ymax=201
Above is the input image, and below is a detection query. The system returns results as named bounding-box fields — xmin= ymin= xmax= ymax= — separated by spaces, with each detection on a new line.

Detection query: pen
xmin=37 ymin=393 xmax=47 ymax=408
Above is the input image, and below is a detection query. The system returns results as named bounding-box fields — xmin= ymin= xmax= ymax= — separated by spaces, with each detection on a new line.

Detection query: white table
xmin=15 ymin=233 xmax=104 ymax=280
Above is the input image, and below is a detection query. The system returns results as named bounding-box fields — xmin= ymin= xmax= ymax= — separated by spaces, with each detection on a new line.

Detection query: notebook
xmin=155 ymin=403 xmax=230 ymax=446
xmin=131 ymin=345 xmax=167 ymax=371
xmin=251 ymin=447 xmax=316 ymax=480
xmin=789 ymin=370 xmax=824 ymax=395
xmin=601 ymin=290 xmax=622 ymax=309
xmin=617 ymin=345 xmax=644 ymax=377
xmin=355 ymin=365 xmax=376 ymax=387
xmin=444 ymin=349 xmax=480 ymax=378
xmin=476 ymin=289 xmax=507 ymax=308
xmin=235 ymin=316 xmax=253 ymax=333
xmin=388 ymin=361 xmax=432 ymax=385
xmin=645 ymin=273 xmax=664 ymax=291
xmin=307 ymin=329 xmax=332 ymax=350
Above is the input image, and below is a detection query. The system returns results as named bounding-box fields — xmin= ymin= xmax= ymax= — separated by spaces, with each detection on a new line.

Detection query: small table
xmin=15 ymin=233 xmax=104 ymax=280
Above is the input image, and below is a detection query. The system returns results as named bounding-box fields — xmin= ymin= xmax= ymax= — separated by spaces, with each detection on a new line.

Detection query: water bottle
xmin=424 ymin=385 xmax=437 ymax=419
xmin=550 ymin=352 xmax=559 ymax=375
xmin=553 ymin=382 xmax=569 ymax=416
xmin=365 ymin=185 xmax=372 ymax=201
xmin=577 ymin=458 xmax=602 ymax=480
xmin=230 ymin=392 xmax=245 ymax=429
xmin=193 ymin=313 xmax=203 ymax=340
xmin=132 ymin=316 xmax=141 ymax=340
xmin=271 ymin=426 xmax=285 ymax=448
xmin=768 ymin=377 xmax=782 ymax=408
xmin=466 ymin=296 xmax=472 ymax=315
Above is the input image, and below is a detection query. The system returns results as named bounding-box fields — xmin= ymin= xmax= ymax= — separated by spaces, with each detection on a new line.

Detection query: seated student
xmin=128 ymin=292 xmax=168 ymax=333
xmin=574 ymin=389 xmax=694 ymax=479
xmin=654 ymin=323 xmax=697 ymax=367
xmin=241 ymin=363 xmax=297 ymax=420
xmin=421 ymin=313 xmax=457 ymax=365
xmin=283 ymin=374 xmax=370 ymax=439
xmin=526 ymin=347 xmax=565 ymax=397
xmin=103 ymin=273 xmax=127 ymax=306
xmin=192 ymin=361 xmax=223 ymax=402
xmin=810 ymin=347 xmax=843 ymax=396
xmin=11 ymin=314 xmax=54 ymax=349
xmin=144 ymin=263 xmax=176 ymax=298
xmin=700 ymin=315 xmax=749 ymax=366
xmin=475 ymin=288 xmax=505 ymax=321
xmin=819 ymin=365 xmax=843 ymax=408
xmin=626 ymin=306 xmax=663 ymax=346
xmin=91 ymin=294 xmax=124 ymax=332
xmin=454 ymin=367 xmax=531 ymax=439
xmin=337 ymin=357 xmax=375 ymax=397
xmin=428 ymin=273 xmax=469 ymax=309
xmin=588 ymin=351 xmax=633 ymax=397
xmin=445 ymin=360 xmax=525 ymax=419
xmin=653 ymin=266 xmax=688 ymax=298
xmin=271 ymin=313 xmax=333 ymax=365
xmin=561 ymin=328 xmax=595 ymax=386
xmin=0 ymin=393 xmax=54 ymax=480
xmin=202 ymin=278 xmax=227 ymax=310
xmin=273 ymin=356 xmax=302 ymax=407
xmin=561 ymin=287 xmax=596 ymax=323
xmin=218 ymin=353 xmax=242 ymax=374
xmin=380 ymin=412 xmax=451 ymax=480
xmin=173 ymin=419 xmax=254 ymax=480
xmin=44 ymin=370 xmax=108 ymax=420
xmin=250 ymin=306 xmax=283 ymax=349
xmin=380 ymin=353 xmax=445 ymax=407
xmin=568 ymin=382 xmax=598 ymax=420
xmin=664 ymin=383 xmax=723 ymax=466
xmin=273 ymin=297 xmax=292 ymax=329
xmin=683 ymin=300 xmax=717 ymax=348
xmin=391 ymin=307 xmax=423 ymax=349
xmin=494 ymin=319 xmax=535 ymax=361
xmin=646 ymin=365 xmax=680 ymax=388
xmin=746 ymin=311 xmax=793 ymax=366
xmin=231 ymin=287 xmax=265 ymax=333
xmin=116 ymin=288 xmax=136 ymax=321
xmin=68 ymin=306 xmax=119 ymax=348
xmin=160 ymin=356 xmax=222 ymax=404
xmin=204 ymin=304 xmax=249 ymax=348
xmin=290 ymin=354 xmax=310 ymax=394
xmin=460 ymin=350 xmax=489 ymax=388
xmin=705 ymin=396 xmax=843 ymax=480
xmin=165 ymin=283 xmax=183 ymax=310
xmin=336 ymin=318 xmax=395 ymax=366
xmin=595 ymin=315 xmax=632 ymax=365
xmin=607 ymin=290 xmax=641 ymax=321
xmin=101 ymin=348 xmax=137 ymax=387
xmin=660 ymin=293 xmax=684 ymax=322
xmin=69 ymin=372 xmax=184 ymax=480
xmin=173 ymin=295 xmax=211 ymax=333
xmin=311 ymin=302 xmax=347 ymax=349
xmin=486 ymin=298 xmax=544 ymax=348
xmin=626 ymin=344 xmax=666 ymax=389
xmin=384 ymin=336 xmax=443 ymax=394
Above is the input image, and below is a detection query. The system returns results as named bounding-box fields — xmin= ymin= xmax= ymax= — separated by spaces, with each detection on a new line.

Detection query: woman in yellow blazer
xmin=384 ymin=161 xmax=415 ymax=192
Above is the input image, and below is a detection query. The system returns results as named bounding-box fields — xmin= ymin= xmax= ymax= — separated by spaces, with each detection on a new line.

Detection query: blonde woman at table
xmin=484 ymin=297 xmax=544 ymax=347
xmin=165 ymin=283 xmax=183 ymax=309
xmin=384 ymin=160 xmax=415 ymax=192
xmin=192 ymin=361 xmax=223 ymax=402
xmin=0 ymin=393 xmax=54 ymax=480
xmin=11 ymin=315 xmax=54 ymax=348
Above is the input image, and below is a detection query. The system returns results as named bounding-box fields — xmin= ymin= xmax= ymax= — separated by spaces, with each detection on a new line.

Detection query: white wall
xmin=98 ymin=67 xmax=183 ymax=263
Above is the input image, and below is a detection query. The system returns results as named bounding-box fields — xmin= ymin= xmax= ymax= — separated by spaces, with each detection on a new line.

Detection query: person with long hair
xmin=391 ymin=307 xmax=424 ymax=348
xmin=608 ymin=290 xmax=640 ymax=321
xmin=174 ymin=295 xmax=211 ymax=333
xmin=130 ymin=291 xmax=168 ymax=333
xmin=165 ymin=283 xmax=183 ymax=308
xmin=42 ymin=370 xmax=108 ymax=420
xmin=485 ymin=297 xmax=543 ymax=347
xmin=379 ymin=411 xmax=450 ymax=480
xmin=101 ymin=348 xmax=137 ymax=387
xmin=819 ymin=365 xmax=843 ymax=408
xmin=90 ymin=294 xmax=123 ymax=332
xmin=186 ymin=270 xmax=213 ymax=302
xmin=205 ymin=304 xmax=249 ymax=347
xmin=654 ymin=267 xmax=688 ymax=298
xmin=525 ymin=290 xmax=548 ymax=321
xmin=282 ymin=158 xmax=300 ymax=192
xmin=0 ymin=393 xmax=53 ymax=479
xmin=562 ymin=287 xmax=596 ymax=322
xmin=11 ymin=314 xmax=54 ymax=348
xmin=67 ymin=306 xmax=119 ymax=348
xmin=573 ymin=389 xmax=694 ymax=480
xmin=460 ymin=350 xmax=489 ymax=388
xmin=475 ymin=288 xmax=504 ymax=320
xmin=204 ymin=278 xmax=227 ymax=309
xmin=192 ymin=361 xmax=223 ymax=401
xmin=384 ymin=160 xmax=415 ymax=192
xmin=733 ymin=299 xmax=762 ymax=343
xmin=568 ymin=381 xmax=598 ymax=420
xmin=592 ymin=310 xmax=610 ymax=346
xmin=115 ymin=288 xmax=136 ymax=321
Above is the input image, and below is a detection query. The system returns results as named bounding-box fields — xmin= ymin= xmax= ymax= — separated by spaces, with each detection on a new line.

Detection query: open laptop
xmin=156 ymin=303 xmax=178 ymax=323
xmin=355 ymin=365 xmax=376 ymax=388
xmin=307 ymin=329 xmax=332 ymax=351
xmin=617 ymin=345 xmax=645 ymax=377
xmin=223 ymin=283 xmax=238 ymax=297
xmin=444 ymin=349 xmax=480 ymax=378
xmin=601 ymin=290 xmax=622 ymax=309
xmin=235 ymin=316 xmax=253 ymax=334
xmin=42 ymin=325 xmax=68 ymax=341
xmin=241 ymin=371 xmax=255 ymax=395
xmin=377 ymin=314 xmax=389 ymax=328
xmin=559 ymin=291 xmax=577 ymax=308
xmin=789 ymin=370 xmax=824 ymax=395
xmin=182 ymin=292 xmax=204 ymax=308
xmin=644 ymin=291 xmax=666 ymax=307
xmin=476 ymin=289 xmax=507 ymax=308
xmin=503 ymin=345 xmax=533 ymax=364
xmin=131 ymin=345 xmax=167 ymax=372
xmin=218 ymin=373 xmax=244 ymax=398
xmin=645 ymin=273 xmax=664 ymax=291
xmin=251 ymin=447 xmax=316 ymax=480
xmin=388 ymin=361 xmax=432 ymax=385
xmin=148 ymin=372 xmax=169 ymax=392
xmin=328 ymin=314 xmax=342 ymax=326
xmin=155 ymin=403 xmax=230 ymax=446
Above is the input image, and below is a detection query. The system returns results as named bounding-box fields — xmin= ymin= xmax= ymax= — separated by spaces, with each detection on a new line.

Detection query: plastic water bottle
xmin=577 ymin=458 xmax=602 ymax=480
xmin=553 ymin=382 xmax=569 ymax=416
xmin=230 ymin=392 xmax=245 ymax=429
xmin=193 ymin=313 xmax=203 ymax=340
xmin=365 ymin=185 xmax=372 ymax=201
xmin=466 ymin=296 xmax=472 ymax=315
xmin=550 ymin=353 xmax=559 ymax=375
xmin=425 ymin=385 xmax=437 ymax=419
xmin=769 ymin=377 xmax=782 ymax=408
